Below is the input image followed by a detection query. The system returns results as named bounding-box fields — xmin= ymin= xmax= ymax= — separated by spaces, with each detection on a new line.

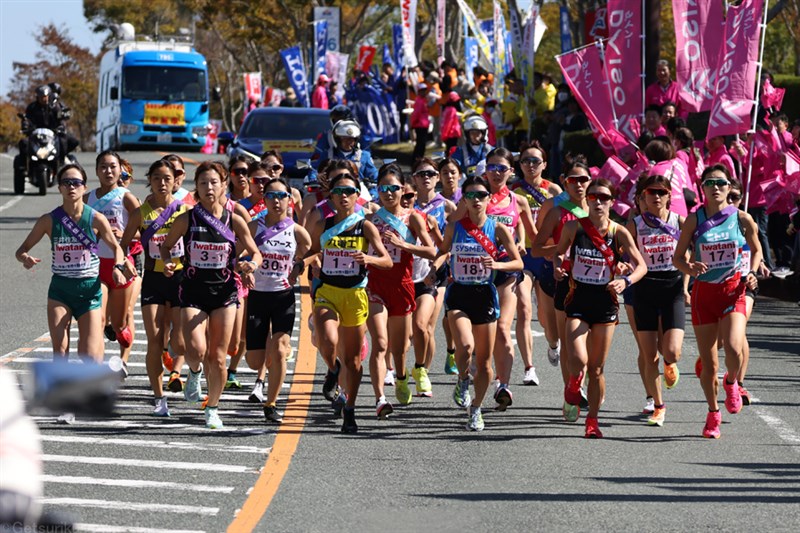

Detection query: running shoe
xmin=453 ymin=376 xmax=471 ymax=408
xmin=547 ymin=343 xmax=560 ymax=367
xmin=322 ymin=361 xmax=340 ymax=401
xmin=184 ymin=369 xmax=203 ymax=403
xmin=332 ymin=392 xmax=346 ymax=419
xmin=412 ymin=366 xmax=432 ymax=397
xmin=522 ymin=366 xmax=540 ymax=386
xmin=723 ymin=372 xmax=742 ymax=414
xmin=161 ymin=351 xmax=174 ymax=373
xmin=395 ymin=374 xmax=412 ymax=405
xmin=695 ymin=356 xmax=703 ymax=378
xmin=167 ymin=372 xmax=183 ymax=393
xmin=739 ymin=384 xmax=752 ymax=406
xmin=285 ymin=346 xmax=296 ymax=363
xmin=249 ymin=380 xmax=265 ymax=403
xmin=153 ymin=397 xmax=170 ymax=417
xmin=444 ymin=351 xmax=458 ymax=375
xmin=579 ymin=387 xmax=589 ymax=409
xmin=384 ymin=369 xmax=396 ymax=387
xmin=119 ymin=361 xmax=129 ymax=380
xmin=702 ymin=410 xmax=722 ymax=439
xmin=204 ymin=406 xmax=223 ymax=429
xmin=648 ymin=406 xmax=666 ymax=427
xmin=376 ymin=398 xmax=393 ymax=419
xmin=341 ymin=407 xmax=358 ymax=434
xmin=104 ymin=324 xmax=116 ymax=342
xmin=642 ymin=397 xmax=655 ymax=415
xmin=225 ymin=371 xmax=242 ymax=390
xmin=562 ymin=401 xmax=580 ymax=423
xmin=564 ymin=372 xmax=583 ymax=406
xmin=57 ymin=412 xmax=76 ymax=425
xmin=494 ymin=384 xmax=513 ymax=411
xmin=263 ymin=404 xmax=283 ymax=424
xmin=467 ymin=406 xmax=484 ymax=431
xmin=664 ymin=363 xmax=680 ymax=389
xmin=584 ymin=417 xmax=603 ymax=439
xmin=117 ymin=326 xmax=133 ymax=348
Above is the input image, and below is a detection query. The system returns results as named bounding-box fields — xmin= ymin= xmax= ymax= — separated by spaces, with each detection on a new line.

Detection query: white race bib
xmin=188 ymin=241 xmax=229 ymax=269
xmin=53 ymin=242 xmax=91 ymax=273
xmin=148 ymin=233 xmax=184 ymax=261
xmin=640 ymin=235 xmax=677 ymax=272
xmin=699 ymin=241 xmax=737 ymax=270
xmin=322 ymin=248 xmax=359 ymax=276
xmin=572 ymin=253 xmax=611 ymax=285
xmin=257 ymin=251 xmax=293 ymax=280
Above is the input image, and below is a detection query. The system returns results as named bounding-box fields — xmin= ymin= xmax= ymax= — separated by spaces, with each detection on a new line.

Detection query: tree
xmin=777 ymin=0 xmax=800 ymax=75
xmin=7 ymin=24 xmax=98 ymax=150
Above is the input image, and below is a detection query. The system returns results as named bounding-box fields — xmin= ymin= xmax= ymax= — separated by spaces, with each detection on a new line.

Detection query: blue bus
xmin=96 ymin=35 xmax=210 ymax=151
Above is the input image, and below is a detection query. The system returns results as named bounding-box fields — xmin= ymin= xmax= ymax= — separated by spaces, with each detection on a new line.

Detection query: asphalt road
xmin=0 ymin=150 xmax=798 ymax=533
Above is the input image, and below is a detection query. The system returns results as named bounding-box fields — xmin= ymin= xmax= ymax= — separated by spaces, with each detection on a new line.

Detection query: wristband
xmin=622 ymin=275 xmax=632 ymax=287
xmin=748 ymin=270 xmax=757 ymax=278
xmin=114 ymin=263 xmax=126 ymax=272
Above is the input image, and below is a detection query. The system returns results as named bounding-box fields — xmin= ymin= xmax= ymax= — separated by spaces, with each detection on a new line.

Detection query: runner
xmin=86 ymin=150 xmax=141 ymax=376
xmin=673 ymin=165 xmax=762 ymax=438
xmin=119 ymin=159 xmax=145 ymax=377
xmin=555 ymin=178 xmax=647 ymax=438
xmin=366 ymin=164 xmax=436 ymax=417
xmin=120 ymin=159 xmax=189 ymax=417
xmin=438 ymin=176 xmax=523 ymax=430
xmin=511 ymin=140 xmax=563 ymax=384
xmin=626 ymin=174 xmax=688 ymax=427
xmin=306 ymin=170 xmax=393 ymax=433
xmin=159 ymin=161 xmax=263 ymax=429
xmin=15 ymin=164 xmax=133 ymax=363
xmin=243 ymin=177 xmax=311 ymax=423
xmin=438 ymin=156 xmax=462 ymax=205
xmin=228 ymin=155 xmax=254 ymax=202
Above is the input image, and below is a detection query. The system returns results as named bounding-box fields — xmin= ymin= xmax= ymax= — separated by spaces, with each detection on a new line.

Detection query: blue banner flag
xmin=464 ymin=37 xmax=479 ymax=85
xmin=280 ymin=46 xmax=310 ymax=107
xmin=382 ymin=44 xmax=395 ymax=71
xmin=559 ymin=6 xmax=572 ymax=53
xmin=345 ymin=79 xmax=401 ymax=144
xmin=392 ymin=23 xmax=404 ymax=68
xmin=314 ymin=21 xmax=328 ymax=78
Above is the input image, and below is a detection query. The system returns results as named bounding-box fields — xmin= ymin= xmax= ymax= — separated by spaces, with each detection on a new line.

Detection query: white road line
xmin=42 ymin=454 xmax=254 ymax=473
xmin=76 ymin=525 xmax=205 ymax=533
xmin=0 ymin=195 xmax=23 ymax=213
xmin=753 ymin=406 xmax=800 ymax=451
xmin=40 ymin=498 xmax=218 ymax=516
xmin=40 ymin=435 xmax=269 ymax=455
xmin=32 ymin=418 xmax=270 ymax=434
xmin=41 ymin=474 xmax=234 ymax=494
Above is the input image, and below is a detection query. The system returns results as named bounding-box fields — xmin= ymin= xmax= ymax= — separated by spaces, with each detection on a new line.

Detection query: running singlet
xmin=693 ymin=208 xmax=745 ymax=283
xmin=239 ymin=196 xmax=268 ymax=221
xmin=184 ymin=207 xmax=236 ymax=284
xmin=368 ymin=209 xmax=414 ymax=282
xmin=415 ymin=194 xmax=448 ymax=233
xmin=254 ymin=219 xmax=297 ymax=292
xmin=140 ymin=200 xmax=188 ymax=273
xmin=87 ymin=187 xmax=129 ymax=259
xmin=50 ymin=206 xmax=100 ymax=279
xmin=569 ymin=222 xmax=619 ymax=286
xmin=635 ymin=212 xmax=680 ymax=274
xmin=320 ymin=217 xmax=369 ymax=288
xmin=512 ymin=179 xmax=552 ymax=246
xmin=449 ymin=218 xmax=498 ymax=285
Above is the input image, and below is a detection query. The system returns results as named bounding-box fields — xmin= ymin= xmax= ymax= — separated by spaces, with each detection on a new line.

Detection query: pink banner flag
xmin=605 ymin=1 xmax=643 ymax=143
xmin=707 ymin=0 xmax=765 ymax=139
xmin=596 ymin=155 xmax=630 ymax=188
xmin=436 ymin=0 xmax=446 ymax=66
xmin=673 ymin=0 xmax=725 ymax=113
xmin=557 ymin=43 xmax=630 ymax=157
xmin=355 ymin=46 xmax=377 ymax=73
xmin=243 ymin=72 xmax=262 ymax=103
xmin=761 ymin=77 xmax=786 ymax=111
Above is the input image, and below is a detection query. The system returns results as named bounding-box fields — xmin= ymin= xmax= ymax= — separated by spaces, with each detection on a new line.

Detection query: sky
xmin=0 ymin=0 xmax=104 ymax=97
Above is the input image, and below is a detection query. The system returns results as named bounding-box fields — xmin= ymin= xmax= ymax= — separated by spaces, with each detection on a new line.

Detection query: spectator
xmin=411 ymin=83 xmax=432 ymax=161
xmin=279 ymin=87 xmax=301 ymax=107
xmin=441 ymin=91 xmax=463 ymax=153
xmin=645 ymin=60 xmax=681 ymax=113
xmin=312 ymin=74 xmax=330 ymax=109
xmin=644 ymin=104 xmax=667 ymax=136
xmin=533 ymin=72 xmax=557 ymax=117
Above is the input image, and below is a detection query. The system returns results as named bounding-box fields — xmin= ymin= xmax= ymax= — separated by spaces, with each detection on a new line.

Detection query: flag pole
xmin=641 ymin=0 xmax=646 ymax=124
xmin=554 ymin=38 xmax=606 ymax=59
xmin=744 ymin=0 xmax=769 ymax=212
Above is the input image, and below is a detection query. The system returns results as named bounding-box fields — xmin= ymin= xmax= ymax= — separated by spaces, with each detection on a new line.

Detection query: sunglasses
xmin=728 ymin=193 xmax=742 ymax=201
xmin=645 ymin=188 xmax=669 ymax=197
xmin=59 ymin=178 xmax=84 ymax=188
xmin=414 ymin=170 xmax=438 ymax=178
xmin=520 ymin=157 xmax=543 ymax=166
xmin=702 ymin=179 xmax=729 ymax=188
xmin=378 ymin=184 xmax=402 ymax=193
xmin=329 ymin=173 xmax=355 ymax=182
xmin=330 ymin=186 xmax=359 ymax=196
xmin=267 ymin=164 xmax=283 ymax=172
xmin=486 ymin=164 xmax=512 ymax=173
xmin=251 ymin=177 xmax=271 ymax=185
xmin=464 ymin=190 xmax=491 ymax=200
xmin=587 ymin=192 xmax=613 ymax=203
xmin=566 ymin=175 xmax=591 ymax=184
xmin=401 ymin=192 xmax=416 ymax=201
xmin=264 ymin=190 xmax=291 ymax=200
xmin=231 ymin=167 xmax=248 ymax=176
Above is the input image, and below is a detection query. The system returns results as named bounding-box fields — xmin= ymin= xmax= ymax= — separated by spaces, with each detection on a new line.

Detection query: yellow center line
xmin=227 ymin=279 xmax=317 ymax=532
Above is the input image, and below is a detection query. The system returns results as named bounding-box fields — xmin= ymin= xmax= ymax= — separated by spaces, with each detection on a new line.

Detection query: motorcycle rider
xmin=312 ymin=105 xmax=368 ymax=162
xmin=311 ymin=118 xmax=378 ymax=185
xmin=451 ymin=114 xmax=494 ymax=179
xmin=15 ymin=84 xmax=79 ymax=175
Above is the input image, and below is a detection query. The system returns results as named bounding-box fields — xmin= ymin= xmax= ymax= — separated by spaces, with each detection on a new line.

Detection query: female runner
xmin=160 ymin=161 xmax=262 ymax=429
xmin=556 ymin=179 xmax=647 ymax=438
xmin=435 ymin=156 xmax=462 ymax=373
xmin=439 ymin=176 xmax=522 ymax=431
xmin=673 ymin=165 xmax=761 ymax=438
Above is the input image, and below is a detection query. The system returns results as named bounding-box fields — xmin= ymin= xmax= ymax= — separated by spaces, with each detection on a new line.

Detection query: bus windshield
xmin=122 ymin=67 xmax=207 ymax=102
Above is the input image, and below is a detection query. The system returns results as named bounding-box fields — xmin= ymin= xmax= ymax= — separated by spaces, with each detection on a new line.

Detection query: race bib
xmin=322 ymin=248 xmax=359 ymax=276
xmin=188 ymin=241 xmax=229 ymax=269
xmin=699 ymin=241 xmax=737 ymax=270
xmin=572 ymin=253 xmax=611 ymax=285
xmin=369 ymin=242 xmax=402 ymax=263
xmin=148 ymin=233 xmax=184 ymax=261
xmin=739 ymin=248 xmax=751 ymax=276
xmin=452 ymin=243 xmax=491 ymax=283
xmin=640 ymin=235 xmax=677 ymax=272
xmin=53 ymin=242 xmax=91 ymax=272
xmin=257 ymin=251 xmax=293 ymax=280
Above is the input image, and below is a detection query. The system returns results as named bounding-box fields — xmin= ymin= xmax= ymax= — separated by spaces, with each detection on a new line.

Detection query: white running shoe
xmin=184 ymin=369 xmax=203 ymax=403
xmin=547 ymin=343 xmax=560 ymax=367
xmin=384 ymin=369 xmax=396 ymax=387
xmin=642 ymin=397 xmax=655 ymax=414
xmin=523 ymin=366 xmax=540 ymax=386
xmin=57 ymin=413 xmax=75 ymax=425
xmin=153 ymin=397 xmax=170 ymax=417
xmin=204 ymin=406 xmax=223 ymax=429
xmin=248 ymin=380 xmax=265 ymax=403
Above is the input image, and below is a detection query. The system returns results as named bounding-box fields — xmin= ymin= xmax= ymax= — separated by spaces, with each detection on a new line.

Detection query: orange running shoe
xmin=664 ymin=363 xmax=680 ymax=389
xmin=162 ymin=351 xmax=174 ymax=373
xmin=648 ymin=406 xmax=666 ymax=427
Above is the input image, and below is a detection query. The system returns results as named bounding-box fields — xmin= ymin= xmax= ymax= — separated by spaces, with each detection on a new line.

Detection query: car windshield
xmin=122 ymin=67 xmax=207 ymax=101
xmin=240 ymin=112 xmax=330 ymax=140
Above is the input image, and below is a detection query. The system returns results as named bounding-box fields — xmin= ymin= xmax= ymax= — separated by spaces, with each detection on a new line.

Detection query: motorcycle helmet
xmin=332 ymin=119 xmax=361 ymax=141
xmin=48 ymin=82 xmax=63 ymax=95
xmin=463 ymin=114 xmax=488 ymax=143
xmin=35 ymin=85 xmax=52 ymax=102
xmin=330 ymin=105 xmax=353 ymax=126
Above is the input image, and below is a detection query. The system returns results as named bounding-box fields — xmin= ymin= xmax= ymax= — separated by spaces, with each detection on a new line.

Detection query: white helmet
xmin=333 ymin=119 xmax=361 ymax=140
xmin=463 ymin=115 xmax=488 ymax=133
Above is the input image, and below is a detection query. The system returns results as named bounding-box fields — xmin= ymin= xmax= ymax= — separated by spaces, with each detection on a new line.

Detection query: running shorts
xmin=48 ymin=275 xmax=102 ymax=319
xmin=132 ymin=250 xmax=144 ymax=277
xmin=246 ymin=288 xmax=296 ymax=349
xmin=445 ymin=283 xmax=499 ymax=325
xmin=633 ymin=275 xmax=686 ymax=332
xmin=179 ymin=278 xmax=238 ymax=315
xmin=414 ymin=280 xmax=438 ymax=300
xmin=368 ymin=278 xmax=416 ymax=317
xmin=537 ymin=260 xmax=556 ymax=298
xmin=691 ymin=275 xmax=747 ymax=326
xmin=554 ymin=277 xmax=570 ymax=311
xmin=564 ymin=284 xmax=619 ymax=327
xmin=99 ymin=256 xmax=135 ymax=289
xmin=314 ymin=283 xmax=369 ymax=327
xmin=141 ymin=270 xmax=182 ymax=307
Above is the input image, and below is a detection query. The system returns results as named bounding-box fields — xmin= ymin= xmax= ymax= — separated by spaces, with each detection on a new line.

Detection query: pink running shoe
xmin=739 ymin=384 xmax=752 ymax=406
xmin=564 ymin=371 xmax=583 ymax=406
xmin=702 ymin=410 xmax=722 ymax=439
xmin=117 ymin=326 xmax=133 ymax=348
xmin=723 ymin=372 xmax=742 ymax=414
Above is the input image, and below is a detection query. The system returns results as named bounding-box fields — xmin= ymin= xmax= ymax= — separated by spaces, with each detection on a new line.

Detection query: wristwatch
xmin=622 ymin=275 xmax=632 ymax=287
xmin=114 ymin=263 xmax=126 ymax=272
